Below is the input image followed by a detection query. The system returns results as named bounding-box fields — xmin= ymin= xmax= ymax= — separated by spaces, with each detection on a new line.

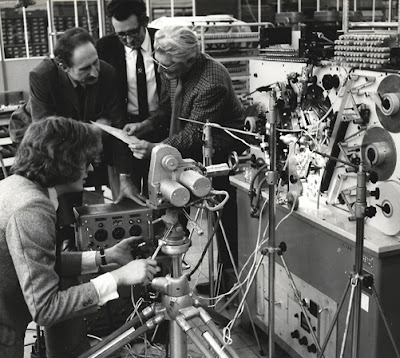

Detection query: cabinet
xmin=0 ymin=1 xmax=101 ymax=59
xmin=230 ymin=173 xmax=400 ymax=358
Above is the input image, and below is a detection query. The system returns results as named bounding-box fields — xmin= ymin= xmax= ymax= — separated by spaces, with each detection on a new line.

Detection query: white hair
xmin=154 ymin=25 xmax=200 ymax=62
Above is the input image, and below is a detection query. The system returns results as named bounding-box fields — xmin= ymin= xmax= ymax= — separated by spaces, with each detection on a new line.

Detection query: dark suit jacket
xmin=148 ymin=53 xmax=246 ymax=163
xmin=29 ymin=57 xmax=130 ymax=173
xmin=96 ymin=27 xmax=161 ymax=123
xmin=0 ymin=175 xmax=99 ymax=358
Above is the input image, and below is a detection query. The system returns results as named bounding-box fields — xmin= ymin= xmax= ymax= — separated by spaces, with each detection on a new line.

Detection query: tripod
xmin=78 ymin=207 xmax=241 ymax=358
xmin=316 ymin=162 xmax=400 ymax=358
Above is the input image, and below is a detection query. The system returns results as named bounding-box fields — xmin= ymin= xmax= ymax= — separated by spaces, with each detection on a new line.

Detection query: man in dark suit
xmin=29 ymin=27 xmax=144 ymax=207
xmin=97 ymin=0 xmax=163 ymax=197
xmin=124 ymin=26 xmax=246 ymax=291
xmin=27 ymin=27 xmax=145 ymax=358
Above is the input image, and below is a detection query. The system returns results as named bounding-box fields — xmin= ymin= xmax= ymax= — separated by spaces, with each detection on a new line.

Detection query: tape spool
xmin=361 ymin=126 xmax=396 ymax=181
xmin=376 ymin=75 xmax=400 ymax=133
xmin=371 ymin=181 xmax=400 ymax=236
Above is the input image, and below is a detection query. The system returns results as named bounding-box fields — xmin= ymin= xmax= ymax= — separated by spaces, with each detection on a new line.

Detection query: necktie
xmin=170 ymin=78 xmax=183 ymax=136
xmin=75 ymin=85 xmax=86 ymax=120
xmin=136 ymin=49 xmax=149 ymax=117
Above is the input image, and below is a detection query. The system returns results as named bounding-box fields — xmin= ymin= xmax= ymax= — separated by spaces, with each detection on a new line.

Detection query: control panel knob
xmin=290 ymin=330 xmax=300 ymax=339
xmin=112 ymin=226 xmax=126 ymax=240
xmin=129 ymin=225 xmax=143 ymax=237
xmin=94 ymin=229 xmax=108 ymax=242
xmin=308 ymin=344 xmax=317 ymax=353
xmin=299 ymin=336 xmax=308 ymax=346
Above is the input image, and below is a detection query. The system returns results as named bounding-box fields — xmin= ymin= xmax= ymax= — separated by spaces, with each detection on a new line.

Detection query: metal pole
xmin=97 ymin=0 xmax=106 ymax=38
xmin=268 ymin=90 xmax=278 ymax=358
xmin=22 ymin=7 xmax=30 ymax=58
xmin=47 ymin=0 xmax=55 ymax=57
xmin=342 ymin=0 xmax=349 ymax=33
xmin=351 ymin=164 xmax=366 ymax=358
xmin=0 ymin=9 xmax=9 ymax=91
xmin=203 ymin=123 xmax=215 ymax=304
xmin=171 ymin=0 xmax=174 ymax=17
xmin=192 ymin=0 xmax=196 ymax=16
xmin=74 ymin=0 xmax=79 ymax=27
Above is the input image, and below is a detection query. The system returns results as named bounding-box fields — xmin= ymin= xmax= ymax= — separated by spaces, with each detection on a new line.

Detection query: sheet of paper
xmin=91 ymin=121 xmax=140 ymax=145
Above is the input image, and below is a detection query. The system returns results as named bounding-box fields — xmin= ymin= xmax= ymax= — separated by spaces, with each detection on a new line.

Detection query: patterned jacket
xmin=148 ymin=53 xmax=246 ymax=163
xmin=0 ymin=175 xmax=99 ymax=358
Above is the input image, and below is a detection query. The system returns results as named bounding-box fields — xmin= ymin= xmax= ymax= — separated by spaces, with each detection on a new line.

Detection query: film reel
xmin=376 ymin=74 xmax=400 ymax=133
xmin=361 ymin=126 xmax=396 ymax=181
xmin=371 ymin=181 xmax=400 ymax=236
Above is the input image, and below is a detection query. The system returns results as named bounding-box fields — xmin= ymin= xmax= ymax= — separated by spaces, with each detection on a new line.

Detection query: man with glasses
xmin=97 ymin=0 xmax=162 ymax=198
xmin=124 ymin=26 xmax=246 ymax=294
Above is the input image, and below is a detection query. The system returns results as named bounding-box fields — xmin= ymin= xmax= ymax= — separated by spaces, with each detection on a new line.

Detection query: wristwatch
xmin=99 ymin=248 xmax=107 ymax=265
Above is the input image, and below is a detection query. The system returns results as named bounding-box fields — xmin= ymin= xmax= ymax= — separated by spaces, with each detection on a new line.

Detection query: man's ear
xmin=57 ymin=59 xmax=69 ymax=72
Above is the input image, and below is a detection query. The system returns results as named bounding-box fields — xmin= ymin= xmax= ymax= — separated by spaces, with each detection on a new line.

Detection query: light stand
xmin=202 ymin=121 xmax=216 ymax=301
xmin=266 ymin=88 xmax=278 ymax=358
xmin=317 ymin=161 xmax=400 ymax=358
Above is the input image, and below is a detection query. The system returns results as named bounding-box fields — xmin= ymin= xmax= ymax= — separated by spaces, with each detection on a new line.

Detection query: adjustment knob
xmin=94 ymin=229 xmax=108 ymax=242
xmin=299 ymin=336 xmax=308 ymax=346
xmin=308 ymin=344 xmax=317 ymax=353
xmin=112 ymin=226 xmax=126 ymax=240
xmin=291 ymin=330 xmax=300 ymax=339
xmin=129 ymin=225 xmax=142 ymax=237
xmin=365 ymin=206 xmax=377 ymax=218
xmin=370 ymin=188 xmax=380 ymax=199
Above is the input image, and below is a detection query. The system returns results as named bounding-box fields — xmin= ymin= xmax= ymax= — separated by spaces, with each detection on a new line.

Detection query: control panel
xmin=74 ymin=200 xmax=154 ymax=251
xmin=256 ymin=258 xmax=337 ymax=358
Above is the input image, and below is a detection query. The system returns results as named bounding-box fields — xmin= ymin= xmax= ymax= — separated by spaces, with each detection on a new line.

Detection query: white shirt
xmin=48 ymin=188 xmax=118 ymax=305
xmin=125 ymin=29 xmax=159 ymax=115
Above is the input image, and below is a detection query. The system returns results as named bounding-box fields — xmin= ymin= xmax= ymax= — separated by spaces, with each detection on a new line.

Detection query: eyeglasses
xmin=115 ymin=26 xmax=141 ymax=39
xmin=151 ymin=50 xmax=179 ymax=72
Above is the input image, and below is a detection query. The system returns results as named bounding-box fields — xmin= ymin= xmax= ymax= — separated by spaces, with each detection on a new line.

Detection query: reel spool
xmin=376 ymin=75 xmax=400 ymax=133
xmin=361 ymin=126 xmax=396 ymax=181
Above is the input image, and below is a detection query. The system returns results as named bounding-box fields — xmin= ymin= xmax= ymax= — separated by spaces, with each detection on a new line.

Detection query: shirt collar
xmin=48 ymin=187 xmax=59 ymax=210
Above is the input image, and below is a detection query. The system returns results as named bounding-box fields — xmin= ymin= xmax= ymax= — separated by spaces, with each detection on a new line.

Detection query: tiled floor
xmin=23 ymin=188 xmax=293 ymax=358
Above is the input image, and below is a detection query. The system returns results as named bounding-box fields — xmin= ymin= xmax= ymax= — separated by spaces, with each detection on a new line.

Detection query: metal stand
xmin=318 ymin=164 xmax=400 ymax=358
xmin=78 ymin=208 xmax=240 ymax=358
xmin=266 ymin=89 xmax=278 ymax=358
xmin=202 ymin=122 xmax=216 ymax=301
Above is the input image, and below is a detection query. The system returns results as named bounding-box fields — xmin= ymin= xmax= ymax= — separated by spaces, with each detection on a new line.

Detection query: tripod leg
xmin=318 ymin=279 xmax=351 ymax=358
xmin=78 ymin=309 xmax=163 ymax=358
xmin=198 ymin=307 xmax=241 ymax=358
xmin=175 ymin=315 xmax=215 ymax=358
xmin=371 ymin=286 xmax=400 ymax=358
xmin=339 ymin=278 xmax=358 ymax=358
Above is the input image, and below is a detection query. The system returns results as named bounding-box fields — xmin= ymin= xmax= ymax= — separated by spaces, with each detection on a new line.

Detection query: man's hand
xmin=123 ymin=120 xmax=152 ymax=138
xmin=111 ymin=258 xmax=160 ymax=286
xmin=129 ymin=140 xmax=157 ymax=160
xmin=105 ymin=236 xmax=143 ymax=266
xmin=114 ymin=174 xmax=147 ymax=206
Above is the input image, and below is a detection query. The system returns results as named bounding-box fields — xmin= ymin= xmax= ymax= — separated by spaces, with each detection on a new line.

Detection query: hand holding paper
xmin=91 ymin=121 xmax=141 ymax=146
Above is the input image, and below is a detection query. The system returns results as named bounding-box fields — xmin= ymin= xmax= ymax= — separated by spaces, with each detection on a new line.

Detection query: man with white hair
xmin=124 ymin=25 xmax=246 ymax=290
